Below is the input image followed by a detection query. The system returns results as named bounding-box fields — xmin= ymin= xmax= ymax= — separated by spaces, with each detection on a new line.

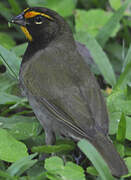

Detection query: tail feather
xmin=88 ymin=132 xmax=128 ymax=177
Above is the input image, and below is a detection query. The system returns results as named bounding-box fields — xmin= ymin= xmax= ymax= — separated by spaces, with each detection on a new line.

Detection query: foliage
xmin=0 ymin=0 xmax=131 ymax=179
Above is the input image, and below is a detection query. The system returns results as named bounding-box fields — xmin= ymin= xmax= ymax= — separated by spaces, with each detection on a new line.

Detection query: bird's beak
xmin=11 ymin=13 xmax=26 ymax=26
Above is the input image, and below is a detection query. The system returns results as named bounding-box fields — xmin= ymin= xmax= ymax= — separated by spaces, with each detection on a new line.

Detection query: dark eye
xmin=34 ymin=15 xmax=43 ymax=24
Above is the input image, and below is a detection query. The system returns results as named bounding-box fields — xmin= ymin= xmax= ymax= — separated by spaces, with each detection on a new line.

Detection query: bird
xmin=11 ymin=7 xmax=128 ymax=177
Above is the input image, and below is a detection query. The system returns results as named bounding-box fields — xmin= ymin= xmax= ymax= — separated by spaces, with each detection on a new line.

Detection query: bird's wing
xmin=38 ymin=96 xmax=90 ymax=138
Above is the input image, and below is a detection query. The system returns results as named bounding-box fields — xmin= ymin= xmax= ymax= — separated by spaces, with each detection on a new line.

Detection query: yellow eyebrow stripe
xmin=24 ymin=11 xmax=53 ymax=20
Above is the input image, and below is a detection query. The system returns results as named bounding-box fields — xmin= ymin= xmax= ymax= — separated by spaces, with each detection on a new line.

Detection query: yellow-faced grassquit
xmin=11 ymin=7 xmax=128 ymax=177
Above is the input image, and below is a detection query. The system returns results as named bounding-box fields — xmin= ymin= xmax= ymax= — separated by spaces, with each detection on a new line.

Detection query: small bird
xmin=11 ymin=7 xmax=128 ymax=177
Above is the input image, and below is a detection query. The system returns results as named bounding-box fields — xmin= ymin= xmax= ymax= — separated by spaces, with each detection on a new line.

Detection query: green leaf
xmin=7 ymin=153 xmax=38 ymax=176
xmin=96 ymin=0 xmax=131 ymax=47
xmin=116 ymin=113 xmax=126 ymax=143
xmin=107 ymin=89 xmax=131 ymax=140
xmin=8 ymin=0 xmax=21 ymax=14
xmin=25 ymin=0 xmax=45 ymax=7
xmin=109 ymin=98 xmax=131 ymax=114
xmin=114 ymin=143 xmax=125 ymax=157
xmin=45 ymin=156 xmax=86 ymax=180
xmin=0 ymin=129 xmax=28 ymax=162
xmin=0 ymin=2 xmax=12 ymax=20
xmin=0 ymin=161 xmax=5 ymax=171
xmin=86 ymin=166 xmax=98 ymax=176
xmin=0 ymin=115 xmax=41 ymax=140
xmin=0 ymin=73 xmax=17 ymax=92
xmin=109 ymin=112 xmax=121 ymax=135
xmin=0 ymin=32 xmax=16 ymax=49
xmin=126 ymin=84 xmax=131 ymax=100
xmin=60 ymin=162 xmax=85 ymax=180
xmin=109 ymin=0 xmax=122 ymax=10
xmin=125 ymin=147 xmax=131 ymax=157
xmin=116 ymin=63 xmax=131 ymax=90
xmin=105 ymin=42 xmax=127 ymax=75
xmin=107 ymin=91 xmax=131 ymax=140
xmin=78 ymin=139 xmax=115 ymax=180
xmin=105 ymin=42 xmax=126 ymax=63
xmin=0 ymin=45 xmax=21 ymax=80
xmin=27 ymin=161 xmax=46 ymax=179
xmin=126 ymin=117 xmax=131 ymax=140
xmin=32 ymin=143 xmax=75 ymax=154
xmin=45 ymin=157 xmax=63 ymax=171
xmin=0 ymin=92 xmax=22 ymax=104
xmin=0 ymin=170 xmax=13 ymax=179
xmin=75 ymin=33 xmax=116 ymax=86
xmin=107 ymin=89 xmax=131 ymax=115
xmin=26 ymin=0 xmax=77 ymax=17
xmin=45 ymin=0 xmax=77 ymax=17
xmin=31 ymin=172 xmax=47 ymax=180
xmin=75 ymin=9 xmax=120 ymax=37
xmin=109 ymin=112 xmax=131 ymax=141
xmin=124 ymin=157 xmax=131 ymax=177
xmin=115 ymin=44 xmax=131 ymax=89
xmin=46 ymin=174 xmax=61 ymax=180
xmin=12 ymin=43 xmax=27 ymax=57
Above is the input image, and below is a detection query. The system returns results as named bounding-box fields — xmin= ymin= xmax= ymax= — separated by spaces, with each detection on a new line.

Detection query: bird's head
xmin=11 ymin=7 xmax=71 ymax=43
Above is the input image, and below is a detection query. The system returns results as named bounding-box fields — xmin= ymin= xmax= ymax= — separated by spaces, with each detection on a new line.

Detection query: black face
xmin=11 ymin=7 xmax=62 ymax=42
xmin=26 ymin=15 xmax=55 ymax=41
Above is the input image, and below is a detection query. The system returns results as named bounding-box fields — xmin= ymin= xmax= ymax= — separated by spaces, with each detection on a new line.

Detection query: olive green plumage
xmin=12 ymin=7 xmax=128 ymax=177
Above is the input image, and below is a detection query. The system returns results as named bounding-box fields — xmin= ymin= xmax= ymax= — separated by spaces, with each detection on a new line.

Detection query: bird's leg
xmin=72 ymin=147 xmax=84 ymax=165
xmin=45 ymin=129 xmax=56 ymax=145
xmin=74 ymin=152 xmax=82 ymax=165
xmin=39 ymin=129 xmax=56 ymax=161
xmin=45 ymin=129 xmax=56 ymax=157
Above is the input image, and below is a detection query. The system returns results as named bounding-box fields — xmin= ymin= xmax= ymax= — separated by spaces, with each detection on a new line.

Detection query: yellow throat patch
xmin=20 ymin=26 xmax=32 ymax=41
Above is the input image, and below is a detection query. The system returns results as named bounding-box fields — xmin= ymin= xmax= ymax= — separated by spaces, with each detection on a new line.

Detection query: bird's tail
xmin=88 ymin=132 xmax=128 ymax=177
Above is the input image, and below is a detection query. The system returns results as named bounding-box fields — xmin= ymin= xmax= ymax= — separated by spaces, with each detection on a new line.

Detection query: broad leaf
xmin=7 ymin=153 xmax=38 ymax=176
xmin=0 ymin=32 xmax=16 ymax=49
xmin=0 ymin=92 xmax=22 ymax=104
xmin=96 ymin=0 xmax=131 ymax=47
xmin=0 ymin=129 xmax=28 ymax=162
xmin=26 ymin=0 xmax=77 ymax=17
xmin=45 ymin=156 xmax=85 ymax=180
xmin=0 ymin=45 xmax=21 ymax=80
xmin=0 ymin=115 xmax=41 ymax=140
xmin=75 ymin=33 xmax=116 ymax=86
xmin=75 ymin=9 xmax=120 ymax=37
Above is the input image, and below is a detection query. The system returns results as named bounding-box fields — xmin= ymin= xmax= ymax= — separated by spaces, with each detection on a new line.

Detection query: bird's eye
xmin=34 ymin=15 xmax=43 ymax=24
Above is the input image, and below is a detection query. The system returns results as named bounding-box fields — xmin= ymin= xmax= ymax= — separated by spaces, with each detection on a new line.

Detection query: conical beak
xmin=11 ymin=13 xmax=26 ymax=26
